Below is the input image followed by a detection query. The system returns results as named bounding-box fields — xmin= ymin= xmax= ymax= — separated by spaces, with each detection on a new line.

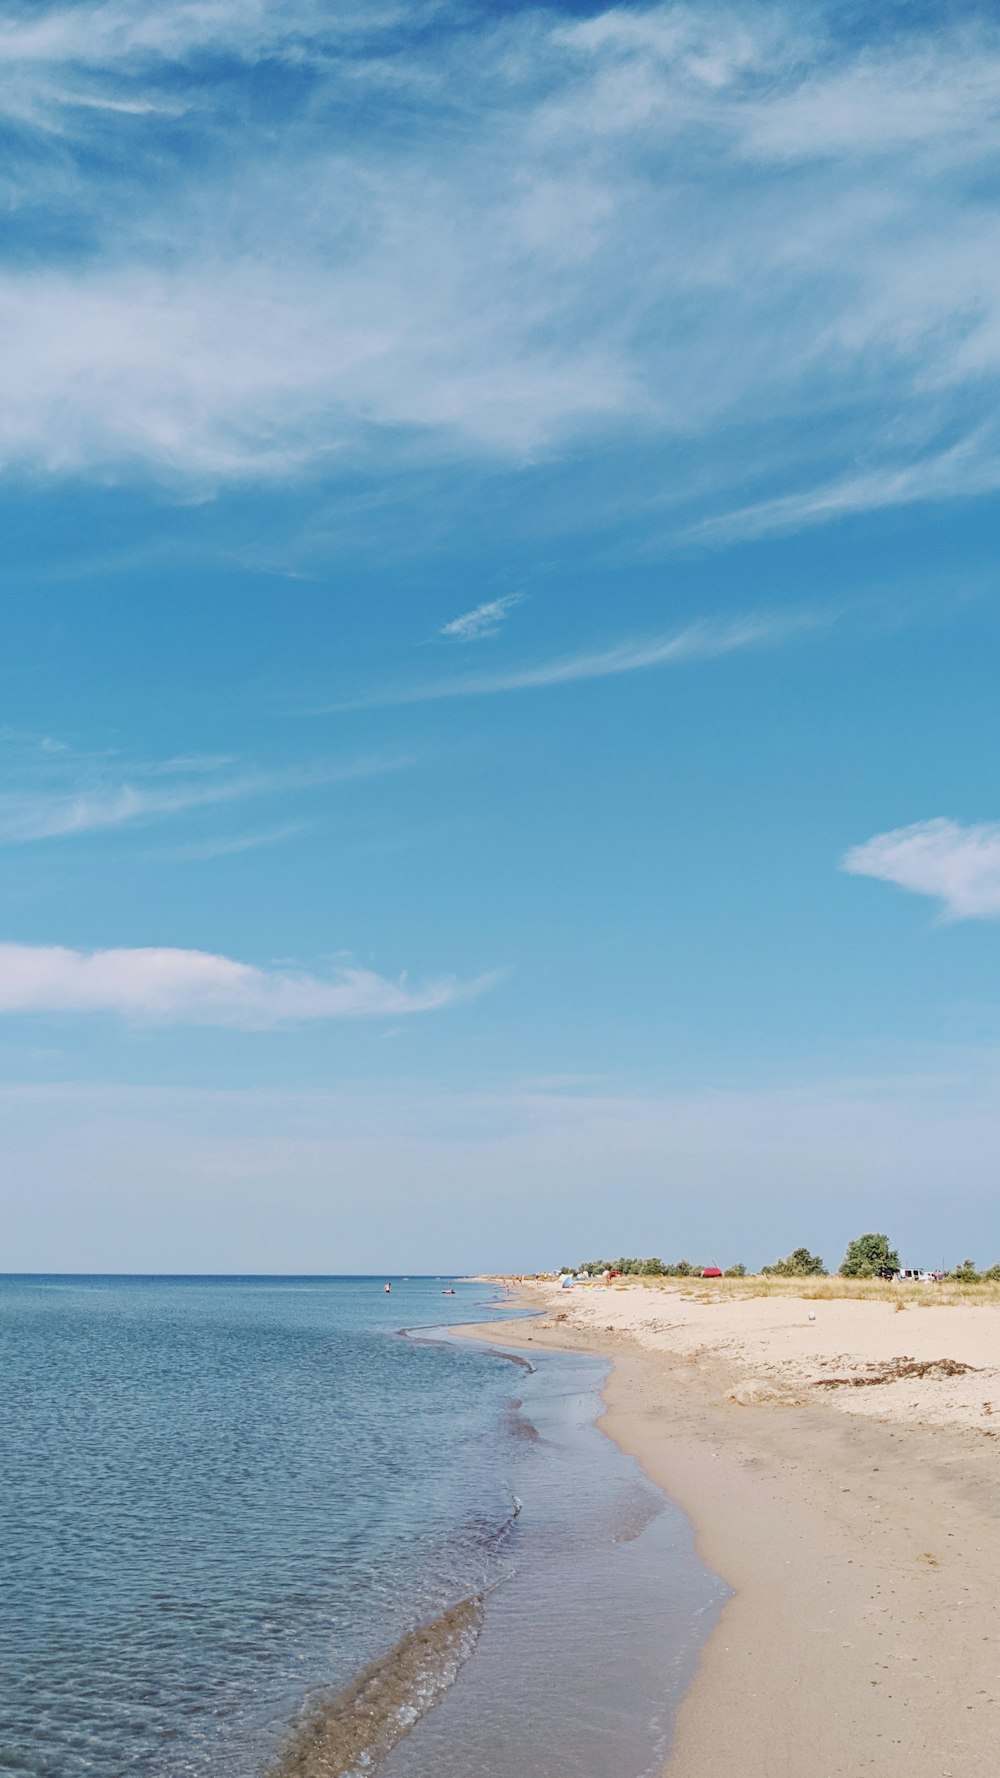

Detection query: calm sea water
xmin=0 ymin=1276 xmax=726 ymax=1778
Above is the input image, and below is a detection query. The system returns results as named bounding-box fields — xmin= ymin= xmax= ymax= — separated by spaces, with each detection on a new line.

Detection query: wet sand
xmin=456 ymin=1284 xmax=1000 ymax=1778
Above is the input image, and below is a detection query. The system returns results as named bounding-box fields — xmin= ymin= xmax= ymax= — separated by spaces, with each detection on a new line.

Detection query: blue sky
xmin=3 ymin=0 xmax=1000 ymax=1272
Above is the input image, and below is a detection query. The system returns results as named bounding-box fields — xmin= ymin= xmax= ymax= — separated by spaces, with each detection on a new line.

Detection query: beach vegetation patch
xmin=762 ymin=1247 xmax=827 ymax=1277
xmin=840 ymin=1233 xmax=901 ymax=1279
xmin=951 ymin=1259 xmax=982 ymax=1282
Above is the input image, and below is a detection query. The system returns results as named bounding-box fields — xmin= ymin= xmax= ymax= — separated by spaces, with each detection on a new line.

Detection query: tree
xmin=724 ymin=1263 xmax=747 ymax=1277
xmin=983 ymin=1265 xmax=1000 ymax=1283
xmin=839 ymin=1233 xmax=900 ymax=1279
xmin=763 ymin=1247 xmax=826 ymax=1277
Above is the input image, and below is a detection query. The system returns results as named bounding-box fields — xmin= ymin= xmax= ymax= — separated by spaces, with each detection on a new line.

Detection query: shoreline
xmin=383 ymin=1297 xmax=722 ymax=1778
xmin=455 ymin=1283 xmax=1000 ymax=1778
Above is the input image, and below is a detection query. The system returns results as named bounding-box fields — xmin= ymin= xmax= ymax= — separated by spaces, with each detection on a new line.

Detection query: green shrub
xmin=840 ymin=1233 xmax=899 ymax=1278
xmin=763 ymin=1246 xmax=826 ymax=1277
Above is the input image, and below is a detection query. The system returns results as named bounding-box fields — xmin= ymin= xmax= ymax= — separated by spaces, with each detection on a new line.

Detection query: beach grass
xmin=606 ymin=1274 xmax=1000 ymax=1309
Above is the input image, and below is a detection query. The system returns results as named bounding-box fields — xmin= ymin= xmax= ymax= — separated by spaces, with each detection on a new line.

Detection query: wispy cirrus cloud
xmin=330 ymin=612 xmax=817 ymax=710
xmin=684 ymin=431 xmax=1000 ymax=545
xmin=0 ymin=941 xmax=495 ymax=1027
xmin=0 ymin=0 xmax=401 ymax=75
xmin=440 ymin=593 xmax=523 ymax=643
xmin=0 ymin=748 xmax=404 ymax=843
xmin=1 ymin=1 xmax=1000 ymax=540
xmin=842 ymin=818 xmax=1000 ymax=920
xmin=155 ymin=822 xmax=314 ymax=862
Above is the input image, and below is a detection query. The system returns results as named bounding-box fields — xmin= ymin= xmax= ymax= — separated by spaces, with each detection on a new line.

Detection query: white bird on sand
xmin=807 ymin=1310 xmax=817 ymax=1321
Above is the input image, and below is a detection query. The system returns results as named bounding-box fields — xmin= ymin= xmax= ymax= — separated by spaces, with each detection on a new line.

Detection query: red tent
xmin=701 ymin=1266 xmax=723 ymax=1278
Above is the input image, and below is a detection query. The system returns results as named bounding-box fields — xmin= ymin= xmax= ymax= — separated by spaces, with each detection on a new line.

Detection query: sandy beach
xmin=458 ymin=1279 xmax=1000 ymax=1777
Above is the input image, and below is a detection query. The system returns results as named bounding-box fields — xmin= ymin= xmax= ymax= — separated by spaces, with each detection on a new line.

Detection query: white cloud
xmin=0 ymin=754 xmax=403 ymax=842
xmin=440 ymin=593 xmax=523 ymax=642
xmin=842 ymin=818 xmax=1000 ymax=920
xmin=0 ymin=0 xmax=396 ymax=74
xmin=333 ymin=611 xmax=816 ymax=708
xmin=0 ymin=257 xmax=631 ymax=475
xmin=685 ymin=429 xmax=1000 ymax=544
xmin=0 ymin=2 xmax=999 ymax=534
xmin=0 ymin=941 xmax=495 ymax=1026
xmin=739 ymin=38 xmax=1000 ymax=161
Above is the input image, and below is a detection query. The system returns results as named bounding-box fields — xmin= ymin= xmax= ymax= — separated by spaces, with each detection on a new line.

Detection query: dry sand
xmin=458 ymin=1280 xmax=1000 ymax=1777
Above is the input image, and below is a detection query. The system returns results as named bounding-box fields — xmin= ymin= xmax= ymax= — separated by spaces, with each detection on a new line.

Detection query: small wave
xmin=459 ymin=1492 xmax=523 ymax=1571
xmin=493 ymin=1492 xmax=523 ymax=1547
xmin=265 ymin=1595 xmax=484 ymax=1778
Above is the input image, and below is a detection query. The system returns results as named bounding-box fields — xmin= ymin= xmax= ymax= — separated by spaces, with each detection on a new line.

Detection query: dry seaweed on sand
xmin=812 ymin=1356 xmax=979 ymax=1389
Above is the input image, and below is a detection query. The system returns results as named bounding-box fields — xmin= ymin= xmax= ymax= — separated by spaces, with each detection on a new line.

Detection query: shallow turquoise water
xmin=0 ymin=1276 xmax=725 ymax=1778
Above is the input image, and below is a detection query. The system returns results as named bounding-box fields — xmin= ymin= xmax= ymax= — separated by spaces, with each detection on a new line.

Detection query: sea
xmin=0 ymin=1275 xmax=727 ymax=1778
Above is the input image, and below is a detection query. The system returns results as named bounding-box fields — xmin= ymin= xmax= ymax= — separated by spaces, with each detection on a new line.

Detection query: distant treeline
xmin=563 ymin=1235 xmax=1000 ymax=1283
xmin=564 ymin=1257 xmax=747 ymax=1277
